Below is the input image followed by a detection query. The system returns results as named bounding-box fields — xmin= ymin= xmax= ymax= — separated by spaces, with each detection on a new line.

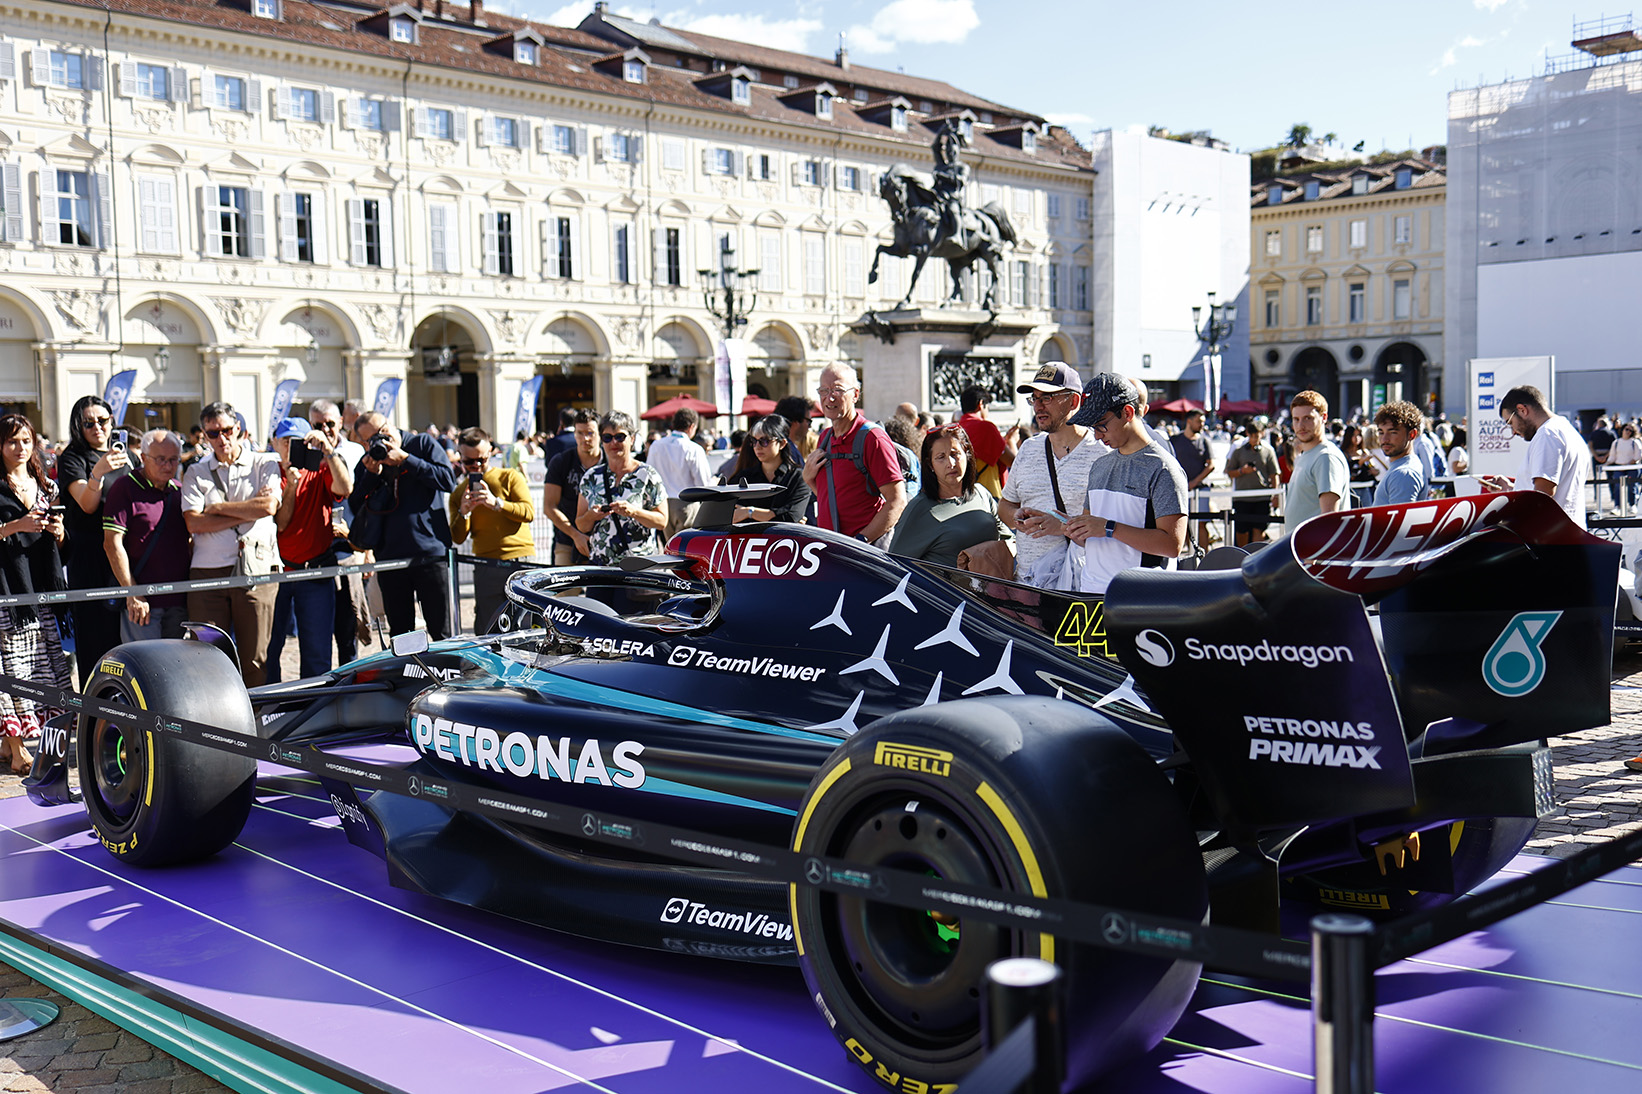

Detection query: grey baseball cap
xmin=1069 ymin=372 xmax=1141 ymax=428
xmin=1017 ymin=362 xmax=1083 ymax=395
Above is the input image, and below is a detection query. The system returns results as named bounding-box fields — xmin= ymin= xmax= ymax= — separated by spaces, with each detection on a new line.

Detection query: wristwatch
xmin=1103 ymin=519 xmax=1117 ymax=539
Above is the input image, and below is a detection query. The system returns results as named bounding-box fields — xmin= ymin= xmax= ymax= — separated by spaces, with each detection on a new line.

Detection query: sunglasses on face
xmin=601 ymin=432 xmax=629 ymax=445
xmin=204 ymin=427 xmax=236 ymax=440
xmin=751 ymin=435 xmax=777 ymax=447
xmin=1028 ymin=392 xmax=1071 ymax=407
xmin=82 ymin=416 xmax=112 ymax=429
xmin=460 ymin=457 xmax=487 ymax=467
xmin=314 ymin=420 xmax=340 ymax=431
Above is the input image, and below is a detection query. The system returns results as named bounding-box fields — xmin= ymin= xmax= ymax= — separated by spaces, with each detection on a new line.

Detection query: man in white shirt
xmin=180 ymin=401 xmax=282 ymax=686
xmin=646 ymin=407 xmax=714 ymax=541
xmin=1480 ymin=385 xmax=1588 ymax=528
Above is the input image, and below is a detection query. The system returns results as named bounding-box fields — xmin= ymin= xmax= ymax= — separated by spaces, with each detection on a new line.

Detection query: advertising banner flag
xmin=714 ymin=339 xmax=748 ymax=423
xmin=1468 ymin=357 xmax=1554 ymax=482
xmin=267 ymin=378 xmax=301 ymax=442
xmin=372 ymin=378 xmax=403 ymax=419
xmin=103 ymin=370 xmax=137 ymax=428
xmin=513 ymin=375 xmax=544 ymax=443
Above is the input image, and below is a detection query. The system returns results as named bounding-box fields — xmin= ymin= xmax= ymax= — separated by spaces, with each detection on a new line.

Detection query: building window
xmin=210 ymin=185 xmax=254 ymax=258
xmin=843 ymin=238 xmax=864 ymax=297
xmin=1264 ymin=229 xmax=1280 ymax=257
xmin=487 ymin=116 xmax=520 ymax=148
xmin=1303 ymin=180 xmax=1320 ymax=201
xmin=253 ymin=0 xmax=279 ymax=17
xmin=614 ymin=223 xmax=632 ymax=283
xmin=1351 ymin=175 xmax=1369 ymax=196
xmin=754 ymin=153 xmax=772 ymax=180
xmin=960 ymin=117 xmax=974 ymax=142
xmin=1021 ymin=128 xmax=1036 ymax=153
xmin=349 ymin=197 xmax=385 ymax=267
xmin=1394 ymin=215 xmax=1412 ymax=244
xmin=816 ymin=92 xmax=833 ymax=119
xmin=1348 ymin=282 xmax=1365 ymax=323
xmin=1073 ymin=265 xmax=1089 ymax=310
xmin=840 ymin=166 xmax=861 ymax=191
xmin=213 ymin=75 xmax=245 ymax=110
xmin=760 ymin=232 xmax=781 ymax=292
xmin=515 ymin=41 xmax=536 ymax=65
xmin=783 ymin=74 xmax=799 ymax=89
xmin=623 ymin=59 xmax=645 ymax=84
xmin=282 ymin=86 xmax=320 ymax=123
xmin=47 ymin=51 xmax=85 ymax=90
xmin=804 ymin=235 xmax=825 ymax=294
xmin=1306 ymin=225 xmax=1323 ymax=254
xmin=712 ymin=147 xmax=735 ymax=175
xmin=1012 ymin=260 xmax=1029 ymax=306
xmin=607 ymin=132 xmax=637 ymax=163
xmin=50 ymin=169 xmax=106 ymax=248
xmin=390 ymin=18 xmax=415 ymax=43
xmin=1075 ymin=197 xmax=1090 ymax=220
xmin=280 ymin=192 xmax=315 ymax=262
xmin=891 ymin=105 xmax=908 ymax=131
xmin=1392 ymin=278 xmax=1411 ymax=320
xmin=549 ymin=215 xmax=574 ymax=279
xmin=483 ymin=211 xmax=514 ymax=277
xmin=351 ymin=98 xmax=384 ymax=131
xmin=660 ymin=139 xmax=686 ymax=171
xmin=1305 ymin=285 xmax=1322 ymax=326
xmin=662 ymin=226 xmax=681 ymax=286
xmin=1266 ymin=184 xmax=1282 ymax=206
xmin=1048 ymin=264 xmax=1060 ymax=309
xmin=425 ymin=108 xmax=454 ymax=141
xmin=1395 ymin=167 xmax=1412 ymax=189
xmin=1349 ymin=219 xmax=1367 ymax=249
xmin=1264 ymin=288 xmax=1279 ymax=327
xmin=853 ymin=88 xmax=869 ymax=102
xmin=731 ymin=76 xmax=749 ymax=104
xmin=551 ymin=124 xmax=575 ymax=155
xmin=803 ymin=160 xmax=822 ymax=186
xmin=1047 ymin=194 xmax=1061 ymax=219
xmin=132 ymin=63 xmax=169 ymax=100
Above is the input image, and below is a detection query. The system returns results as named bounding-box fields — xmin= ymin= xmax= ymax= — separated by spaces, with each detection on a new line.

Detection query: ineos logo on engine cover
xmin=1134 ymin=629 xmax=1175 ymax=667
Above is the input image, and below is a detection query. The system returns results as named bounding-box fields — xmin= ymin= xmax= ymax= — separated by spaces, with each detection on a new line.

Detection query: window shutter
xmin=574 ymin=126 xmax=587 ymax=156
xmin=539 ymin=217 xmax=551 ymax=277
xmin=339 ymin=98 xmax=354 ymax=129
xmin=277 ymin=192 xmax=298 ymax=260
xmin=377 ymin=196 xmax=393 ymax=267
xmin=592 ymin=135 xmax=604 ymax=163
xmin=481 ymin=210 xmax=499 ymax=275
xmin=790 ymin=161 xmax=799 ymax=186
xmin=652 ymin=226 xmax=664 ymax=283
xmin=85 ymin=56 xmax=103 ymax=92
xmin=429 ymin=203 xmax=447 ymax=273
xmin=319 ymin=93 xmax=335 ymax=124
xmin=247 ymin=187 xmax=265 ymax=258
xmin=189 ymin=74 xmax=202 ymax=109
xmin=733 ymin=151 xmax=745 ymax=178
xmin=38 ymin=172 xmax=59 ymax=245
xmin=412 ymin=107 xmax=432 ymax=139
xmin=568 ymin=212 xmax=581 ymax=280
xmin=381 ymin=100 xmax=401 ymax=132
xmin=116 ymin=62 xmax=136 ymax=97
xmin=171 ymin=66 xmax=188 ymax=102
xmin=534 ymin=125 xmax=548 ymax=154
xmin=700 ymin=147 xmax=711 ymax=174
xmin=452 ymin=110 xmax=467 ymax=143
xmin=28 ymin=51 xmax=48 ymax=87
xmin=310 ymin=192 xmax=326 ymax=264
xmin=1 ymin=164 xmax=22 ymax=243
xmin=630 ymin=135 xmax=643 ymax=162
xmin=347 ymin=197 xmax=366 ymax=265
xmin=93 ymin=172 xmax=111 ymax=249
xmin=245 ymin=78 xmax=261 ymax=113
xmin=476 ymin=116 xmax=490 ymax=147
xmin=273 ymin=85 xmax=288 ymax=120
xmin=138 ymin=176 xmax=158 ymax=251
xmin=201 ymin=186 xmax=223 ymax=257
xmin=154 ymin=177 xmax=176 ymax=253
xmin=0 ymin=43 xmax=14 ymax=81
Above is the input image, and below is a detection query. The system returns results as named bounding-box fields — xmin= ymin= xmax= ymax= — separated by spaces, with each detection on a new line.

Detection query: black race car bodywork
xmin=25 ymin=485 xmax=1617 ymax=1091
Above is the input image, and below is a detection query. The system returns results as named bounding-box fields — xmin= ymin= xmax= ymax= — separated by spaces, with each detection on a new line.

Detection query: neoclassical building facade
xmin=0 ymin=0 xmax=1094 ymax=439
xmin=1248 ymin=158 xmax=1445 ymax=416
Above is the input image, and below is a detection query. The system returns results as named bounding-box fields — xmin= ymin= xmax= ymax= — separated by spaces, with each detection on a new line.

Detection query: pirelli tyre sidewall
xmin=78 ymin=640 xmax=259 ymax=867
xmin=791 ymin=695 xmax=1208 ymax=1093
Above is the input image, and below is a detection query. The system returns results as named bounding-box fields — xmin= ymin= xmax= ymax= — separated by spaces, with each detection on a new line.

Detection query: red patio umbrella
xmin=1217 ymin=398 xmax=1268 ymax=417
xmin=641 ymin=395 xmax=719 ymax=421
xmin=1152 ymin=398 xmax=1205 ymax=415
xmin=741 ymin=396 xmax=777 ymax=417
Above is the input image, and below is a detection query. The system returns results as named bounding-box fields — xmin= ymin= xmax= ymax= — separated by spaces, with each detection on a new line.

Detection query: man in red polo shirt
xmin=802 ymin=363 xmax=906 ymax=543
xmin=957 ymin=385 xmax=1018 ymax=498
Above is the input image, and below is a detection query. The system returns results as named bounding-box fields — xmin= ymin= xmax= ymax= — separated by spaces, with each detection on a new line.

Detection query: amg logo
xmin=1318 ymin=889 xmax=1390 ymax=910
xmin=873 ymin=742 xmax=952 ymax=777
xmin=404 ymin=662 xmax=461 ymax=681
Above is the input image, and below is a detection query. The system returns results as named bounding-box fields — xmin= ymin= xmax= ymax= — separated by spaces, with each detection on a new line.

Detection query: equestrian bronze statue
xmin=868 ymin=120 xmax=1018 ymax=312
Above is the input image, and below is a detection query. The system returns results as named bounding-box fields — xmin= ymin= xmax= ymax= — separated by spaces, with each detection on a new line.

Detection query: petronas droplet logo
xmin=1482 ymin=611 xmax=1562 ymax=697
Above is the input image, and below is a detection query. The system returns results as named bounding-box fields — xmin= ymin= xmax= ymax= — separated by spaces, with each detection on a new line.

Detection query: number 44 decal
xmin=1054 ymin=601 xmax=1115 ymax=660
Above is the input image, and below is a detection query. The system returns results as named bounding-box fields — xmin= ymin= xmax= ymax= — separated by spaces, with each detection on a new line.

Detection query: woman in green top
xmin=889 ymin=424 xmax=1009 ymax=568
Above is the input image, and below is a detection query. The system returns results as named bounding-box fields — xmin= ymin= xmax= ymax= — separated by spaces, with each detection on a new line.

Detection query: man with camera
xmin=449 ymin=427 xmax=535 ymax=631
xmin=180 ymin=402 xmax=282 ymax=686
xmin=350 ymin=411 xmax=456 ymax=640
xmin=265 ymin=416 xmax=354 ymax=682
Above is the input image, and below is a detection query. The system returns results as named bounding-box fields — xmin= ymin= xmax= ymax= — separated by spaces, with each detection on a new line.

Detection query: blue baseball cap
xmin=273 ymin=417 xmax=312 ymax=440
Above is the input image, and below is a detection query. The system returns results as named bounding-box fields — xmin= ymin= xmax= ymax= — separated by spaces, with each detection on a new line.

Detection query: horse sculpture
xmin=868 ymin=164 xmax=1018 ymax=312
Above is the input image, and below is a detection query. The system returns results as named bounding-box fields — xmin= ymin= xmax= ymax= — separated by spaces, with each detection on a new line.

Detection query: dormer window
xmin=960 ymin=117 xmax=974 ymax=142
xmin=816 ymin=91 xmax=832 ymax=119
xmin=979 ymin=110 xmax=992 ymax=123
xmin=515 ymin=41 xmax=536 ymax=64
xmin=253 ymin=0 xmax=279 ymax=17
xmin=1021 ymin=128 xmax=1036 ymax=153
xmin=853 ymin=88 xmax=868 ymax=102
xmin=1351 ymin=175 xmax=1369 ymax=196
xmin=731 ymin=76 xmax=750 ymax=104
xmin=1303 ymin=180 xmax=1320 ymax=201
xmin=390 ymin=17 xmax=415 ymax=43
xmin=783 ymin=75 xmax=799 ymax=89
xmin=624 ymin=59 xmax=645 ymax=84
xmin=1395 ymin=167 xmax=1413 ymax=189
xmin=891 ymin=104 xmax=908 ymax=131
xmin=1267 ymin=184 xmax=1282 ymax=206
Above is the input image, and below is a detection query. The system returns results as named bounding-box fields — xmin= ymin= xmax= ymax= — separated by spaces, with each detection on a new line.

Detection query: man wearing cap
xmin=266 ymin=416 xmax=353 ymax=682
xmin=1000 ymin=363 xmax=1110 ymax=588
xmin=1064 ymin=373 xmax=1189 ymax=594
xmin=1225 ymin=423 xmax=1279 ymax=545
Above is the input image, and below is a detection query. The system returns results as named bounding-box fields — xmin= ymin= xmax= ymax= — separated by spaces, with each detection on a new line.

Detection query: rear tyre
xmin=78 ymin=641 xmax=258 ymax=866
xmin=792 ymin=695 xmax=1207 ymax=1091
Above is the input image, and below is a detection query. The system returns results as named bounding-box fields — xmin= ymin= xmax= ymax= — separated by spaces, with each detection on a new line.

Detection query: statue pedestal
xmin=848 ymin=308 xmax=1037 ymax=420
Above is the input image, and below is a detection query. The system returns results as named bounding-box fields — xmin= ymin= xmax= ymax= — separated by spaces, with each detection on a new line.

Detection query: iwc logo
xmin=1482 ymin=611 xmax=1561 ymax=696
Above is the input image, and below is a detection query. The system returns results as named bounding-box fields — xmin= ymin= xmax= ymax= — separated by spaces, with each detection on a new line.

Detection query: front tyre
xmin=791 ymin=696 xmax=1207 ymax=1091
xmin=78 ymin=640 xmax=258 ymax=866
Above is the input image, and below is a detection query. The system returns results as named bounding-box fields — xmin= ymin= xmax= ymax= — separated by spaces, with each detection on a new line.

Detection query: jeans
xmin=186 ymin=568 xmax=278 ymax=687
xmin=376 ymin=558 xmax=451 ymax=641
xmin=266 ymin=572 xmax=338 ymax=682
xmin=119 ymin=605 xmax=186 ymax=644
xmin=1609 ymin=469 xmax=1639 ymax=510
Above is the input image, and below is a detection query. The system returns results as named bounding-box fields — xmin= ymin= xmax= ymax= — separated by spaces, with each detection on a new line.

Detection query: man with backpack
xmin=802 ymin=363 xmax=907 ymax=545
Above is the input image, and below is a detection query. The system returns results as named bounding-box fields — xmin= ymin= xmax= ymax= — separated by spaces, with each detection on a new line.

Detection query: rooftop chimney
xmin=470 ymin=0 xmax=484 ymax=25
xmin=594 ymin=1 xmax=609 ymax=14
xmin=836 ymin=32 xmax=850 ymax=71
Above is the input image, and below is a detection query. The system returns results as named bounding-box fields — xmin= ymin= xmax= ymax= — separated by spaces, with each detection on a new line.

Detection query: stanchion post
xmin=448 ymin=548 xmax=461 ymax=634
xmin=1311 ymin=913 xmax=1375 ymax=1094
xmin=982 ymin=957 xmax=1062 ymax=1094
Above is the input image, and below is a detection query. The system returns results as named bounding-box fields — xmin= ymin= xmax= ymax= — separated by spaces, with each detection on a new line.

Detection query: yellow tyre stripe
xmin=975 ymin=780 xmax=1054 ymax=965
xmin=130 ymin=679 xmax=146 ymax=711
xmin=144 ymin=731 xmax=154 ymax=808
xmin=789 ymin=758 xmax=854 ymax=959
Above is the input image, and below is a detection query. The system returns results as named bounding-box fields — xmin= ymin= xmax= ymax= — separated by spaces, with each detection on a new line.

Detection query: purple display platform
xmin=0 ymin=770 xmax=1638 ymax=1093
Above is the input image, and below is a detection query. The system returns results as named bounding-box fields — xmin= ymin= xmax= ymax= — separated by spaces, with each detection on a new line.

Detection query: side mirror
xmin=391 ymin=630 xmax=430 ymax=657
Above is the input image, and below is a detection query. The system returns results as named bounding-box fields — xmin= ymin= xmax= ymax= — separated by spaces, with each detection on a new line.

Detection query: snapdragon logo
xmin=1186 ymin=637 xmax=1354 ymax=669
xmin=1134 ymin=629 xmax=1175 ymax=667
xmin=1483 ymin=611 xmax=1561 ymax=696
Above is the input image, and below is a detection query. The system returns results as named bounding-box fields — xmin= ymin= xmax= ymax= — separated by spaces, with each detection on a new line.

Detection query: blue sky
xmin=498 ymin=0 xmax=1604 ymax=153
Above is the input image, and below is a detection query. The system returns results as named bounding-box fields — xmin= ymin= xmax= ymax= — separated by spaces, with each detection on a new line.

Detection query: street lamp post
xmin=1192 ymin=291 xmax=1237 ymax=415
xmin=698 ymin=238 xmax=759 ymax=343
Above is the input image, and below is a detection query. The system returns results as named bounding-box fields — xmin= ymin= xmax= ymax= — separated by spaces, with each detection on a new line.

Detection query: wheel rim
xmin=824 ymin=791 xmax=1015 ymax=1048
xmin=87 ymin=686 xmax=146 ymax=825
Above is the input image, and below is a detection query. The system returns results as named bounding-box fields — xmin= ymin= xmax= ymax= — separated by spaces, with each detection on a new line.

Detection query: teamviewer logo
xmin=661 ymin=897 xmax=688 ymax=923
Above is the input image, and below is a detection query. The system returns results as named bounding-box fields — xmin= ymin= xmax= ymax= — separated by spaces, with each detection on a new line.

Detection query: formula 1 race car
xmin=22 ymin=484 xmax=1618 ymax=1092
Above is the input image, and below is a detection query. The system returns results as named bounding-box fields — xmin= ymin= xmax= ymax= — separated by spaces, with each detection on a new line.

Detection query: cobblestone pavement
xmin=0 ymin=643 xmax=1638 ymax=1091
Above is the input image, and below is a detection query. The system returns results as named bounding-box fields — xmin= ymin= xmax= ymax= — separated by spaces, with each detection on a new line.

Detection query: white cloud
xmin=533 ymin=1 xmax=597 ymax=25
xmin=844 ymin=0 xmax=981 ymax=54
xmin=1431 ymin=34 xmax=1487 ymax=74
xmin=675 ymin=13 xmax=822 ymax=52
xmin=1044 ymin=112 xmax=1095 ymax=128
xmin=1473 ymin=0 xmax=1509 ymax=11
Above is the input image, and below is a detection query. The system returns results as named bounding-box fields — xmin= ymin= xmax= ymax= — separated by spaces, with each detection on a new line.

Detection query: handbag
xmin=956 ymin=538 xmax=1015 ymax=580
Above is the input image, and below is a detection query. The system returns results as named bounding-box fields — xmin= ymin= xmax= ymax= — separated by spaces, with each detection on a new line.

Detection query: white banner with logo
xmin=1468 ymin=356 xmax=1554 ymax=482
xmin=714 ymin=338 xmax=749 ymax=422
